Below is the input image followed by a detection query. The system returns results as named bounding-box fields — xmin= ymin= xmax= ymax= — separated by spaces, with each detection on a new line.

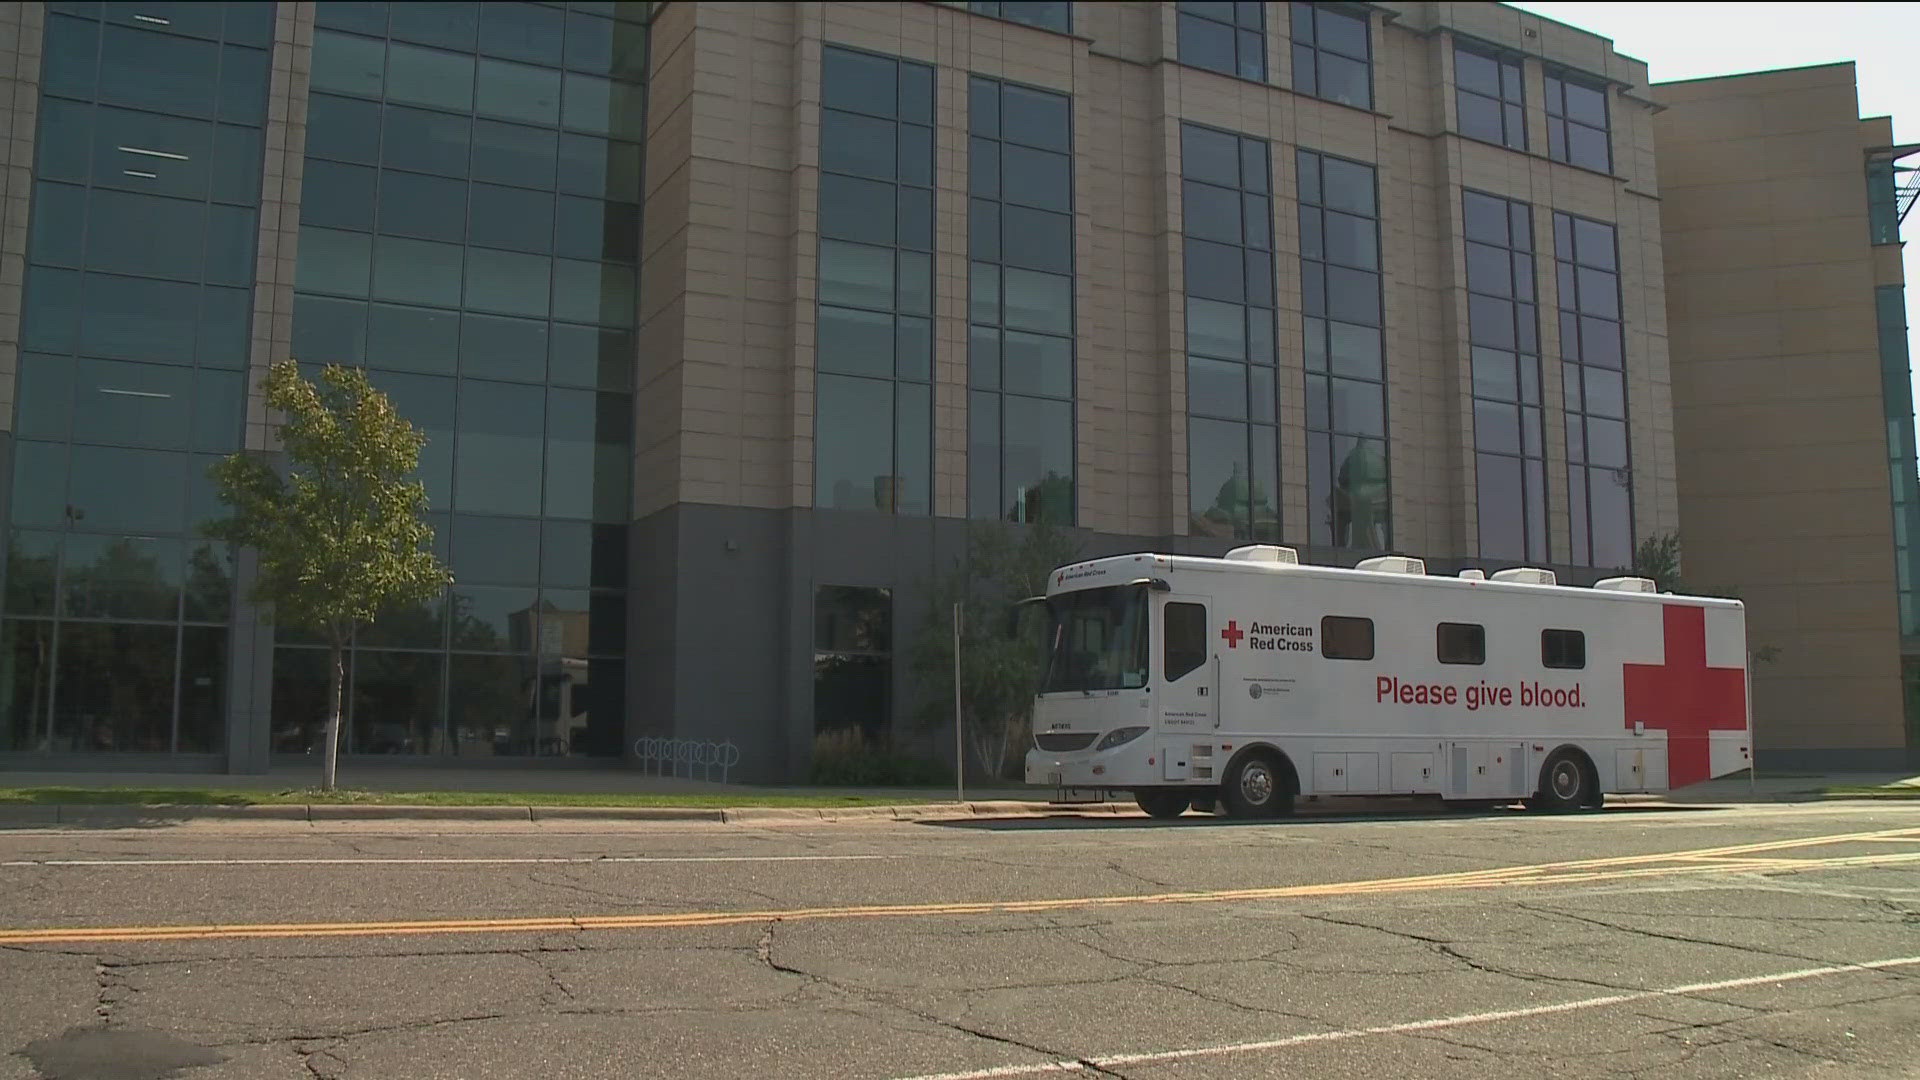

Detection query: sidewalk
xmin=0 ymin=764 xmax=1915 ymax=826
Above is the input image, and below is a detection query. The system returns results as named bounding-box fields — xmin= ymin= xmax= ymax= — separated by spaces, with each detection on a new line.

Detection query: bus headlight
xmin=1095 ymin=726 xmax=1149 ymax=751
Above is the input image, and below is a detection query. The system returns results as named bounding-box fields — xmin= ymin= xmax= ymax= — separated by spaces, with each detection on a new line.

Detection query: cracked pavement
xmin=1 ymin=801 xmax=1918 ymax=1078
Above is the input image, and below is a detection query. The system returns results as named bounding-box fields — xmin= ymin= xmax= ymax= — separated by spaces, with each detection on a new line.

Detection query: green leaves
xmin=202 ymin=361 xmax=452 ymax=646
xmin=911 ymin=522 xmax=1082 ymax=778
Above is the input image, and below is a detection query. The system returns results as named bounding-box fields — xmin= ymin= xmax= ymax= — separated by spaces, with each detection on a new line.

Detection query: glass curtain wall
xmin=1298 ymin=149 xmax=1388 ymax=550
xmin=1181 ymin=122 xmax=1279 ymax=541
xmin=1554 ymin=211 xmax=1633 ymax=568
xmin=279 ymin=0 xmax=646 ymax=759
xmin=814 ymin=45 xmax=935 ymax=516
xmin=3 ymin=1 xmax=275 ymax=755
xmin=968 ymin=75 xmax=1075 ymax=525
xmin=1462 ymin=190 xmax=1546 ymax=562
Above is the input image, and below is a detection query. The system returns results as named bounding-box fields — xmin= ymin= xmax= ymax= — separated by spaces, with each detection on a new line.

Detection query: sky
xmin=1509 ymin=2 xmax=1919 ymax=411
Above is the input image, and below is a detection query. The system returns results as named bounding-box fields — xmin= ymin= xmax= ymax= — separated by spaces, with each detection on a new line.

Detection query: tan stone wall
xmin=1656 ymin=63 xmax=1906 ymax=752
xmin=245 ymin=1 xmax=314 ymax=453
xmin=648 ymin=1 xmax=1674 ymax=567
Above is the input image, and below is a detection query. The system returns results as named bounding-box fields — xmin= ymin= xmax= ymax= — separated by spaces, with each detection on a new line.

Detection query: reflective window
xmin=813 ymin=586 xmax=892 ymax=739
xmin=1320 ymin=615 xmax=1374 ymax=661
xmin=1555 ymin=211 xmax=1631 ymax=568
xmin=1455 ymin=40 xmax=1526 ymax=151
xmin=1178 ymin=1 xmax=1266 ymax=82
xmin=1300 ymin=149 xmax=1387 ymax=549
xmin=1464 ymin=190 xmax=1546 ymax=562
xmin=1181 ymin=122 xmax=1276 ymax=541
xmin=1436 ymin=622 xmax=1486 ymax=666
xmin=968 ymin=2 xmax=1072 ymax=33
xmin=816 ymin=46 xmax=935 ymax=517
xmin=1291 ymin=3 xmax=1372 ymax=110
xmin=1542 ymin=629 xmax=1586 ymax=670
xmin=14 ymin=2 xmax=269 ymax=756
xmin=1545 ymin=69 xmax=1611 ymax=172
xmin=377 ymin=170 xmax=468 ymax=243
xmin=969 ymin=75 xmax=1074 ymax=524
xmin=1164 ymin=602 xmax=1207 ymax=681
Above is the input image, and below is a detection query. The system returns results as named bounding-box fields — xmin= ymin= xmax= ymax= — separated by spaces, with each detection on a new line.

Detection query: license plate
xmin=1046 ymin=771 xmax=1063 ymax=786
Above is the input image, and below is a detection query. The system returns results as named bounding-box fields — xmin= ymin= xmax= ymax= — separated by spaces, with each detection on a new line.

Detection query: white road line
xmin=0 ymin=854 xmax=899 ymax=868
xmin=891 ymin=954 xmax=1920 ymax=1080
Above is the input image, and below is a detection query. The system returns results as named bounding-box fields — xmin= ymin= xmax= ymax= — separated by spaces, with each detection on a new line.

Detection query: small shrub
xmin=809 ymin=728 xmax=952 ymax=787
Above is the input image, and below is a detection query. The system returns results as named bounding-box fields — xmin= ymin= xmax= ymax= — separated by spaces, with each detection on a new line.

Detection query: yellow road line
xmin=3 ymin=831 xmax=1916 ymax=947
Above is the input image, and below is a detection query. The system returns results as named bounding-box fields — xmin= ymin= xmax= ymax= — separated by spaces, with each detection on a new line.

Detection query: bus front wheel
xmin=1134 ymin=789 xmax=1191 ymax=820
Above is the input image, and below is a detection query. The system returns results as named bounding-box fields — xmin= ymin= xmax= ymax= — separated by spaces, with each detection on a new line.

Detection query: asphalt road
xmin=1 ymin=801 xmax=1917 ymax=1080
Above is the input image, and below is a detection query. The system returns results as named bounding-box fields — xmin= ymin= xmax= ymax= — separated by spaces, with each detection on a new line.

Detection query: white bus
xmin=1023 ymin=545 xmax=1752 ymax=818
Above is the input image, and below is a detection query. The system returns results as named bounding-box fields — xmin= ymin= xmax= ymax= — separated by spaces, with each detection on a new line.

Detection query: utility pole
xmin=953 ymin=602 xmax=965 ymax=804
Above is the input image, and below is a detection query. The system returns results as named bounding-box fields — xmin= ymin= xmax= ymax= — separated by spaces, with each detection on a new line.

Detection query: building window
xmin=1463 ymin=191 xmax=1546 ymax=562
xmin=1455 ymin=40 xmax=1525 ymax=151
xmin=1876 ymin=285 xmax=1920 ymax=637
xmin=1554 ymin=211 xmax=1632 ymax=569
xmin=969 ymin=1 xmax=1072 ymax=34
xmin=1290 ymin=2 xmax=1371 ymax=110
xmin=3 ymin=3 xmax=274 ymax=756
xmin=1299 ymin=149 xmax=1388 ymax=551
xmin=1182 ymin=122 xmax=1279 ymax=541
xmin=813 ymin=586 xmax=892 ymax=740
xmin=1545 ymin=69 xmax=1611 ymax=173
xmin=1178 ymin=1 xmax=1266 ymax=82
xmin=969 ymin=75 xmax=1075 ymax=524
xmin=1541 ymin=629 xmax=1585 ymax=670
xmin=815 ymin=46 xmax=935 ymax=516
xmin=275 ymin=2 xmax=646 ymax=759
xmin=1321 ymin=615 xmax=1374 ymax=660
xmin=1436 ymin=622 xmax=1486 ymax=665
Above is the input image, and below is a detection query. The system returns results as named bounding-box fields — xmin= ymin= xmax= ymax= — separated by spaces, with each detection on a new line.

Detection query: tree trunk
xmin=323 ymin=642 xmax=344 ymax=792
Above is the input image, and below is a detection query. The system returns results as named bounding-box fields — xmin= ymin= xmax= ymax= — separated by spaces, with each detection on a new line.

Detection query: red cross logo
xmin=1622 ymin=605 xmax=1747 ymax=788
xmin=1220 ymin=620 xmax=1244 ymax=648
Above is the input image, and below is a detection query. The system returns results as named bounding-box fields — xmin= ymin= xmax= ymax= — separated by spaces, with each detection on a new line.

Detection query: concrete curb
xmin=0 ymin=789 xmax=1907 ymax=828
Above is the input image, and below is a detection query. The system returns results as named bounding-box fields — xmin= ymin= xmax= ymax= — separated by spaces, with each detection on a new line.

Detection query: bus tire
xmin=1135 ymin=789 xmax=1191 ymax=820
xmin=1222 ymin=751 xmax=1294 ymax=819
xmin=1526 ymin=749 xmax=1596 ymax=813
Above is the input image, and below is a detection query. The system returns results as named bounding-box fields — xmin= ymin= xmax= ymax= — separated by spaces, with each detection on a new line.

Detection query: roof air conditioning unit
xmin=1357 ymin=555 xmax=1426 ymax=575
xmin=1490 ymin=567 xmax=1557 ymax=585
xmin=1225 ymin=544 xmax=1300 ymax=564
xmin=1458 ymin=569 xmax=1486 ymax=580
xmin=1593 ymin=576 xmax=1657 ymax=593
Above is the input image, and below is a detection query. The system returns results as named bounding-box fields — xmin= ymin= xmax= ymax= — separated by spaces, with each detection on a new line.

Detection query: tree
xmin=203 ymin=362 xmax=452 ymax=790
xmin=1632 ymin=531 xmax=1685 ymax=593
xmin=910 ymin=522 xmax=1081 ymax=781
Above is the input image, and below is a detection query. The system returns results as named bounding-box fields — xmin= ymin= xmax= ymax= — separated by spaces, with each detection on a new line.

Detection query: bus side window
xmin=1542 ymin=629 xmax=1585 ymax=669
xmin=1437 ymin=622 xmax=1485 ymax=665
xmin=1322 ymin=616 xmax=1374 ymax=660
xmin=1164 ymin=603 xmax=1206 ymax=681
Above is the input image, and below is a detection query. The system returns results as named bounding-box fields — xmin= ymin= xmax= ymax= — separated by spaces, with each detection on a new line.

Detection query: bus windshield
xmin=1041 ymin=585 xmax=1150 ymax=693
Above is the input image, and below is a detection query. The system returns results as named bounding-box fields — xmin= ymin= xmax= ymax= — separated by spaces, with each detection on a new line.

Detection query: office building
xmin=0 ymin=1 xmax=1907 ymax=779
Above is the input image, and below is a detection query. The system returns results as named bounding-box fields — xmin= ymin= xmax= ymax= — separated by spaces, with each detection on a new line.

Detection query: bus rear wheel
xmin=1222 ymin=752 xmax=1294 ymax=818
xmin=1135 ymin=789 xmax=1191 ymax=820
xmin=1526 ymin=750 xmax=1597 ymax=812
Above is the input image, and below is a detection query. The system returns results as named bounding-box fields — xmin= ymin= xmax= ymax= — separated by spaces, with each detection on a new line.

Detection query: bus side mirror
xmin=1010 ymin=595 xmax=1046 ymax=636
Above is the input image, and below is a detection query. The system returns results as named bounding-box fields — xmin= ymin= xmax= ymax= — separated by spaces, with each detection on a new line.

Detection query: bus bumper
xmin=1023 ymin=737 xmax=1157 ymax=790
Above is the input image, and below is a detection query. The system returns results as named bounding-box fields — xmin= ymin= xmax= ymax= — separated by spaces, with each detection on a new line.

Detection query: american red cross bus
xmin=1023 ymin=545 xmax=1752 ymax=818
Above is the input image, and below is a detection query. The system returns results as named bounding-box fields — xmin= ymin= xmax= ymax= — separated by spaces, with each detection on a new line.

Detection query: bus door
xmin=1159 ymin=597 xmax=1215 ymax=732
